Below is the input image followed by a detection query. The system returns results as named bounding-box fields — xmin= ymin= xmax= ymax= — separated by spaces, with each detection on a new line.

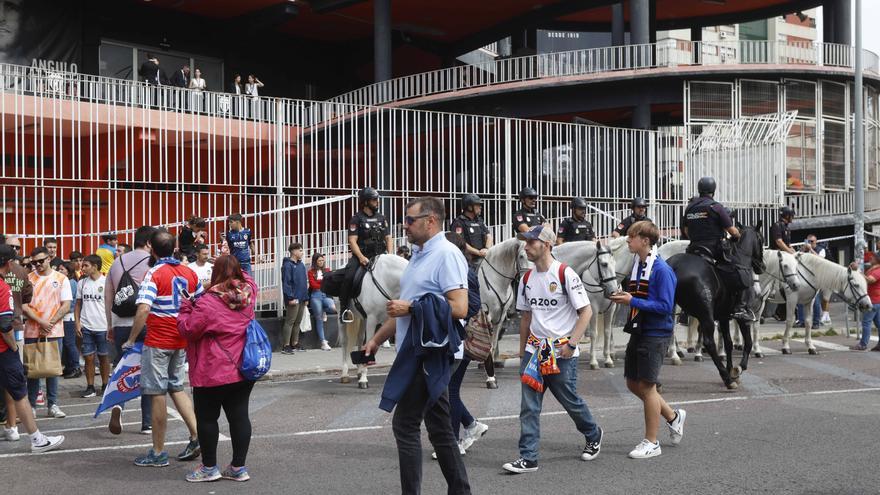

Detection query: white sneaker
xmin=381 ymin=341 xmax=391 ymax=348
xmin=821 ymin=311 xmax=831 ymax=324
xmin=31 ymin=434 xmax=64 ymax=453
xmin=461 ymin=421 xmax=489 ymax=450
xmin=666 ymin=409 xmax=686 ymax=445
xmin=321 ymin=340 xmax=332 ymax=351
xmin=628 ymin=439 xmax=661 ymax=459
xmin=4 ymin=426 xmax=20 ymax=441
xmin=48 ymin=405 xmax=66 ymax=419
xmin=35 ymin=390 xmax=45 ymax=406
xmin=431 ymin=443 xmax=466 ymax=460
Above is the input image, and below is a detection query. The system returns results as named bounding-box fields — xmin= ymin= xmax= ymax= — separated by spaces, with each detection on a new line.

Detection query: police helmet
xmin=780 ymin=206 xmax=795 ymax=219
xmin=631 ymin=197 xmax=648 ymax=208
xmin=570 ymin=197 xmax=588 ymax=210
xmin=358 ymin=187 xmax=379 ymax=203
xmin=462 ymin=193 xmax=482 ymax=209
xmin=698 ymin=176 xmax=717 ymax=195
xmin=518 ymin=187 xmax=538 ymax=200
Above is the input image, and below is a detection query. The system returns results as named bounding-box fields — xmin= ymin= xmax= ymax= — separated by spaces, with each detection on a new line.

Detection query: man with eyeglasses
xmin=21 ymin=247 xmax=70 ymax=419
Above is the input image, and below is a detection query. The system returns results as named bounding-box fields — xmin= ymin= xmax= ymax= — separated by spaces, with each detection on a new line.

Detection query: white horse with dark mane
xmin=553 ymin=238 xmax=628 ymax=369
xmin=338 ymin=254 xmax=408 ymax=389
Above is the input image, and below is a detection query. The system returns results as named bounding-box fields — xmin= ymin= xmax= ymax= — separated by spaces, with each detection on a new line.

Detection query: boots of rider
xmin=732 ymin=289 xmax=755 ymax=321
xmin=339 ymin=258 xmax=359 ymax=323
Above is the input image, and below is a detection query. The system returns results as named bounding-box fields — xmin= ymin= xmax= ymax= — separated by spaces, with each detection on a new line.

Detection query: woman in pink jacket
xmin=177 ymin=255 xmax=257 ymax=483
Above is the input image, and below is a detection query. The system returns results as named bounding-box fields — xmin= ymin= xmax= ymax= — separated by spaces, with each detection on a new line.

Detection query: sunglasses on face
xmin=28 ymin=257 xmax=49 ymax=267
xmin=404 ymin=213 xmax=431 ymax=226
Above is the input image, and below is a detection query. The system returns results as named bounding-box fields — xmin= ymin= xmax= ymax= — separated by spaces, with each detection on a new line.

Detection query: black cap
xmin=781 ymin=206 xmax=795 ymax=218
xmin=631 ymin=197 xmax=648 ymax=208
xmin=698 ymin=176 xmax=716 ymax=195
xmin=518 ymin=187 xmax=538 ymax=199
xmin=570 ymin=197 xmax=587 ymax=210
xmin=462 ymin=193 xmax=481 ymax=209
xmin=358 ymin=187 xmax=379 ymax=203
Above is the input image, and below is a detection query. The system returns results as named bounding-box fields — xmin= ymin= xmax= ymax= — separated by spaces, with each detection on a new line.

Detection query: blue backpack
xmin=240 ymin=319 xmax=272 ymax=381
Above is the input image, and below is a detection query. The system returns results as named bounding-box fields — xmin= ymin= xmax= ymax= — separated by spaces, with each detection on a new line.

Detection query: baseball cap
xmin=517 ymin=224 xmax=556 ymax=244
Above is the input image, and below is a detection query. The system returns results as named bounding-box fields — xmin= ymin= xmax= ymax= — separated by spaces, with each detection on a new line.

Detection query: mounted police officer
xmin=769 ymin=206 xmax=795 ymax=254
xmin=511 ymin=187 xmax=546 ymax=236
xmin=450 ymin=193 xmax=493 ymax=267
xmin=339 ymin=187 xmax=392 ymax=323
xmin=612 ymin=197 xmax=651 ymax=238
xmin=556 ymin=197 xmax=595 ymax=245
xmin=681 ymin=176 xmax=752 ymax=320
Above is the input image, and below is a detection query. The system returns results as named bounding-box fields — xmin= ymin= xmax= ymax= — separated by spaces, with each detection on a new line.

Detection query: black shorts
xmin=624 ymin=335 xmax=668 ymax=384
xmin=0 ymin=348 xmax=28 ymax=401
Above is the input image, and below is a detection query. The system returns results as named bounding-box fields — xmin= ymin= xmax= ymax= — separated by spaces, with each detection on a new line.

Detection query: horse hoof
xmin=671 ymin=359 xmax=682 ymax=366
xmin=694 ymin=356 xmax=703 ymax=362
xmin=340 ymin=376 xmax=351 ymax=384
xmin=486 ymin=380 xmax=498 ymax=390
xmin=676 ymin=350 xmax=685 ymax=359
xmin=754 ymin=352 xmax=764 ymax=358
xmin=589 ymin=363 xmax=599 ymax=370
xmin=687 ymin=347 xmax=695 ymax=354
xmin=358 ymin=382 xmax=369 ymax=390
xmin=781 ymin=348 xmax=791 ymax=355
xmin=603 ymin=362 xmax=614 ymax=369
xmin=731 ymin=366 xmax=742 ymax=380
xmin=808 ymin=348 xmax=819 ymax=355
xmin=726 ymin=381 xmax=739 ymax=390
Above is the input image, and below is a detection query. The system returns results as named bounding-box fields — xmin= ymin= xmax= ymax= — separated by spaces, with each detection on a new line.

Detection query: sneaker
xmin=292 ymin=343 xmax=305 ymax=352
xmin=80 ymin=385 xmax=97 ymax=398
xmin=280 ymin=346 xmax=294 ymax=355
xmin=628 ymin=439 xmax=662 ymax=459
xmin=109 ymin=405 xmax=123 ymax=435
xmin=134 ymin=449 xmax=170 ymax=467
xmin=821 ymin=311 xmax=831 ymax=324
xmin=667 ymin=409 xmax=686 ymax=445
xmin=431 ymin=442 xmax=467 ymax=459
xmin=502 ymin=457 xmax=538 ymax=474
xmin=31 ymin=434 xmax=64 ymax=453
xmin=35 ymin=390 xmax=45 ymax=406
xmin=185 ymin=464 xmax=222 ymax=482
xmin=177 ymin=439 xmax=201 ymax=461
xmin=221 ymin=465 xmax=251 ymax=482
xmin=48 ymin=405 xmax=66 ymax=418
xmin=581 ymin=427 xmax=602 ymax=461
xmin=140 ymin=426 xmax=153 ymax=435
xmin=851 ymin=344 xmax=868 ymax=351
xmin=321 ymin=340 xmax=332 ymax=351
xmin=4 ymin=426 xmax=20 ymax=441
xmin=461 ymin=421 xmax=489 ymax=451
xmin=62 ymin=368 xmax=78 ymax=379
xmin=381 ymin=340 xmax=391 ymax=348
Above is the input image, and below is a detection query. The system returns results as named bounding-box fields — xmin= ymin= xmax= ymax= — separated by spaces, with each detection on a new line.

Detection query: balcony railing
xmin=327 ymin=40 xmax=880 ymax=107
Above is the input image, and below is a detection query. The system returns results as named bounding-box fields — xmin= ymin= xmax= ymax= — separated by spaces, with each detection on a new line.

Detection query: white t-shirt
xmin=516 ymin=260 xmax=590 ymax=357
xmin=190 ymin=262 xmax=213 ymax=288
xmin=77 ymin=275 xmax=108 ymax=331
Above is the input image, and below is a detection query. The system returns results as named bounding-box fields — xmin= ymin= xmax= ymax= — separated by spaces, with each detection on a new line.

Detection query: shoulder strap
xmin=558 ymin=263 xmax=568 ymax=293
xmin=122 ymin=255 xmax=148 ymax=275
xmin=521 ymin=269 xmax=533 ymax=297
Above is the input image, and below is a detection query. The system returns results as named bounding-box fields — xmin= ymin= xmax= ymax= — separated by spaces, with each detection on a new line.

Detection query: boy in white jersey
xmin=75 ymin=255 xmax=110 ymax=398
xmin=502 ymin=224 xmax=603 ymax=474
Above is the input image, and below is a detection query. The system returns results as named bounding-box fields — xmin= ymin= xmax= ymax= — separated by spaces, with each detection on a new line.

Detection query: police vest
xmin=350 ymin=212 xmax=388 ymax=258
xmin=512 ymin=208 xmax=546 ymax=236
xmin=451 ymin=214 xmax=487 ymax=249
xmin=558 ymin=217 xmax=595 ymax=242
xmin=683 ymin=196 xmax=724 ymax=243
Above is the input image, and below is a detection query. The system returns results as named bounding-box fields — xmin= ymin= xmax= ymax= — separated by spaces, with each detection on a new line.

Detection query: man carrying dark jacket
xmin=280 ymin=243 xmax=308 ymax=353
xmin=364 ymin=197 xmax=471 ymax=495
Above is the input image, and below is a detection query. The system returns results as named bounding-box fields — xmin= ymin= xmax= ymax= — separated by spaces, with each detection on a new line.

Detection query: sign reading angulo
xmin=29 ymin=59 xmax=78 ymax=95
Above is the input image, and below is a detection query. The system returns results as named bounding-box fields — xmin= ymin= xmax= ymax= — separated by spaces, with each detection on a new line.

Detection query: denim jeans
xmin=309 ymin=291 xmax=337 ymax=342
xmin=519 ymin=353 xmax=601 ymax=462
xmin=448 ymin=358 xmax=474 ymax=440
xmin=795 ymin=296 xmax=823 ymax=325
xmin=61 ymin=320 xmax=80 ymax=373
xmin=112 ymin=326 xmax=153 ymax=430
xmin=25 ymin=338 xmax=61 ymax=408
xmin=860 ymin=303 xmax=880 ymax=347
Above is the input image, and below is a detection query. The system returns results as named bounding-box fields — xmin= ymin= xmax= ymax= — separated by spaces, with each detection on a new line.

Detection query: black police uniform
xmin=682 ymin=196 xmax=733 ymax=259
xmin=511 ymin=208 xmax=546 ymax=236
xmin=613 ymin=214 xmax=651 ymax=236
xmin=557 ymin=217 xmax=595 ymax=242
xmin=768 ymin=220 xmax=791 ymax=250
xmin=450 ymin=213 xmax=489 ymax=263
xmin=340 ymin=210 xmax=390 ymax=316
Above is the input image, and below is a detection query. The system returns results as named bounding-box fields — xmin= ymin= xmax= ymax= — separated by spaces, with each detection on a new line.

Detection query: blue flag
xmin=94 ymin=342 xmax=143 ymax=418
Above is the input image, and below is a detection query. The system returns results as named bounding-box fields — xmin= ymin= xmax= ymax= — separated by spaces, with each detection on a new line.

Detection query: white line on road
xmin=35 ymin=409 xmax=141 ymax=421
xmin=41 ymin=418 xmax=181 ymax=435
xmin=809 ymin=339 xmax=851 ymax=351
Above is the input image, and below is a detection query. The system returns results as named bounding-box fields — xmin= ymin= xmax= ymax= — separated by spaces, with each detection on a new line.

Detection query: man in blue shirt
xmin=224 ymin=214 xmax=254 ymax=276
xmin=610 ymin=220 xmax=686 ymax=460
xmin=364 ymin=197 xmax=471 ymax=495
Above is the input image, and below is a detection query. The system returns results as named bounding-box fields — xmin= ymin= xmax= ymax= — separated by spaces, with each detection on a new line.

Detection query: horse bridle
xmin=479 ymin=252 xmax=529 ymax=326
xmin=764 ymin=251 xmax=799 ymax=293
xmin=795 ymin=253 xmax=870 ymax=310
xmin=580 ymin=245 xmax=618 ymax=294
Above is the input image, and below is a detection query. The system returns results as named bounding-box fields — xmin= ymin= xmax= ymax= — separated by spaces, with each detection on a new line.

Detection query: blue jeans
xmin=449 ymin=358 xmax=474 ymax=440
xmin=860 ymin=303 xmax=880 ymax=347
xmin=112 ymin=326 xmax=153 ymax=430
xmin=309 ymin=291 xmax=337 ymax=342
xmin=62 ymin=320 xmax=80 ymax=373
xmin=519 ymin=353 xmax=600 ymax=462
xmin=795 ymin=296 xmax=823 ymax=324
xmin=25 ymin=338 xmax=61 ymax=408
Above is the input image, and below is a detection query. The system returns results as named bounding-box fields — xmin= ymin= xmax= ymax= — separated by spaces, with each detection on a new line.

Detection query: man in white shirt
xmin=502 ymin=224 xmax=602 ymax=474
xmin=189 ymin=244 xmax=213 ymax=289
xmin=75 ymin=255 xmax=110 ymax=398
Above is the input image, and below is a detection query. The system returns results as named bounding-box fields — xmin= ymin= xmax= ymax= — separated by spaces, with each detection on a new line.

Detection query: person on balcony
xmin=245 ymin=75 xmax=263 ymax=99
xmin=170 ymin=65 xmax=190 ymax=88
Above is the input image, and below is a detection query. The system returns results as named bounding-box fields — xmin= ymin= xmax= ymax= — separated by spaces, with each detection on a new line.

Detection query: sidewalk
xmin=56 ymin=302 xmax=864 ymax=394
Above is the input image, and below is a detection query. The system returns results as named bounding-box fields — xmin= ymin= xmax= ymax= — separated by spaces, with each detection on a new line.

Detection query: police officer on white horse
xmin=681 ymin=176 xmax=752 ymax=320
xmin=339 ymin=187 xmax=393 ymax=323
xmin=450 ymin=193 xmax=493 ymax=268
xmin=612 ymin=197 xmax=650 ymax=238
xmin=512 ymin=187 xmax=546 ymax=236
xmin=556 ymin=197 xmax=595 ymax=245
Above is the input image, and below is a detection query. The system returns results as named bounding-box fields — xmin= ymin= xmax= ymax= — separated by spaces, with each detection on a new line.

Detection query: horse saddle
xmin=687 ymin=245 xmax=717 ymax=266
xmin=350 ymin=257 xmax=379 ymax=300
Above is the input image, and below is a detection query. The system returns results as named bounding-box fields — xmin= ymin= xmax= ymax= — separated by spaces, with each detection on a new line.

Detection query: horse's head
xmin=515 ymin=240 xmax=530 ymax=277
xmin=596 ymin=240 xmax=620 ymax=298
xmin=738 ymin=225 xmax=765 ymax=272
xmin=843 ymin=267 xmax=872 ymax=312
xmin=777 ymin=251 xmax=799 ymax=292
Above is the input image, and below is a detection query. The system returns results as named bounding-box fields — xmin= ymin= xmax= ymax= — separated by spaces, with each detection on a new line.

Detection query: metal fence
xmin=328 ymin=40 xmax=880 ymax=108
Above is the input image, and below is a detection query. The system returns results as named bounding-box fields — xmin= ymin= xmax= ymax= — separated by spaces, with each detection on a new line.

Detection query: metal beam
xmin=309 ymin=0 xmax=368 ymax=14
xmin=241 ymin=1 xmax=299 ymax=32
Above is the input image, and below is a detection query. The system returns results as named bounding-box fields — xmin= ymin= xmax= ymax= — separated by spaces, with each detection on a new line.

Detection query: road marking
xmin=41 ymin=419 xmax=180 ymax=435
xmin=786 ymin=357 xmax=880 ymax=388
xmin=809 ymin=339 xmax=851 ymax=351
xmin=36 ymin=409 xmax=140 ymax=421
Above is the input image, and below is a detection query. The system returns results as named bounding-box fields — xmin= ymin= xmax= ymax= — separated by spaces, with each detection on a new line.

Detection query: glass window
xmin=822 ymin=120 xmax=847 ymax=190
xmin=821 ymin=81 xmax=846 ymax=119
xmin=740 ymin=80 xmax=778 ymax=116
xmin=688 ymin=82 xmax=732 ymax=120
xmin=784 ymin=80 xmax=816 ymax=118
xmin=99 ymin=43 xmax=134 ymax=81
xmin=786 ymin=122 xmax=817 ymax=192
xmin=192 ymin=58 xmax=223 ymax=93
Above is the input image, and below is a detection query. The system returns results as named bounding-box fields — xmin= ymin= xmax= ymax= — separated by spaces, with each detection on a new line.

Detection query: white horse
xmin=757 ymin=252 xmax=871 ymax=355
xmin=552 ymin=238 xmax=626 ymax=369
xmin=339 ymin=254 xmax=408 ymax=389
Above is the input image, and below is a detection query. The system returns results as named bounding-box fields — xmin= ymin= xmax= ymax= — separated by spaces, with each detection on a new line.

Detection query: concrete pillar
xmin=632 ymin=101 xmax=651 ymax=129
xmin=630 ymin=0 xmax=650 ymax=45
xmin=823 ymin=1 xmax=836 ymax=43
xmin=374 ymin=0 xmax=392 ymax=82
xmin=832 ymin=0 xmax=851 ymax=45
xmin=648 ymin=0 xmax=657 ymax=44
xmin=611 ymin=2 xmax=625 ymax=46
xmin=511 ymin=29 xmax=538 ymax=57
xmin=690 ymin=26 xmax=702 ymax=64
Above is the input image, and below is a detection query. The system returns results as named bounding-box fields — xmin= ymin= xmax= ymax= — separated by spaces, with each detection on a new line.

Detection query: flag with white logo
xmin=94 ymin=342 xmax=143 ymax=418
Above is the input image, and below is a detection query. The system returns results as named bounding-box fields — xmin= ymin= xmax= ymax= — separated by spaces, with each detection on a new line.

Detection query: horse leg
xmin=805 ymin=300 xmax=819 ymax=355
xmin=603 ymin=308 xmax=615 ymax=368
xmin=733 ymin=322 xmax=743 ymax=351
xmin=700 ymin=318 xmax=735 ymax=389
xmin=753 ymin=300 xmax=766 ymax=357
xmin=484 ymin=357 xmax=497 ymax=389
xmin=738 ymin=320 xmax=753 ymax=372
xmin=781 ymin=298 xmax=793 ymax=355
xmin=719 ymin=319 xmax=735 ymax=378
xmin=717 ymin=326 xmax=727 ymax=360
xmin=669 ymin=333 xmax=682 ymax=366
xmin=588 ymin=311 xmax=600 ymax=370
xmin=357 ymin=318 xmax=374 ymax=389
xmin=340 ymin=321 xmax=354 ymax=384
xmin=689 ymin=317 xmax=704 ymax=361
